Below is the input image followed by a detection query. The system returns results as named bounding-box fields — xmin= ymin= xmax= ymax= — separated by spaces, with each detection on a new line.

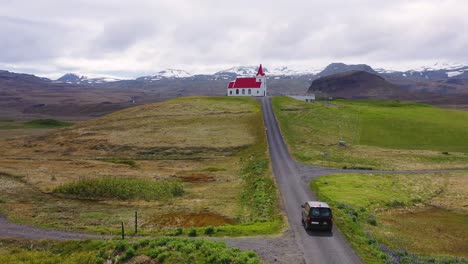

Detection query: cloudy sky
xmin=1 ymin=0 xmax=467 ymax=79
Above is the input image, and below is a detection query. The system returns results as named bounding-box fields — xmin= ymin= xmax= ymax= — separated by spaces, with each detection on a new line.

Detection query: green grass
xmin=203 ymin=167 xmax=227 ymax=172
xmin=104 ymin=158 xmax=138 ymax=168
xmin=311 ymin=173 xmax=467 ymax=263
xmin=273 ymin=97 xmax=468 ymax=169
xmin=236 ymin=112 xmax=282 ymax=225
xmin=0 ymin=119 xmax=73 ymax=130
xmin=348 ymin=100 xmax=468 ymax=152
xmin=53 ymin=177 xmax=184 ymax=201
xmin=24 ymin=119 xmax=73 ymax=128
xmin=0 ymin=238 xmax=261 ymax=264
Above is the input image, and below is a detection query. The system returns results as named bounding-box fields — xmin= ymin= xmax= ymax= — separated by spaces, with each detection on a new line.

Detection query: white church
xmin=227 ymin=64 xmax=267 ymax=97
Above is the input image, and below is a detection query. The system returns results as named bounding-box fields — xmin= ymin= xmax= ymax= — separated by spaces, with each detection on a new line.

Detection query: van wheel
xmin=305 ymin=222 xmax=310 ymax=230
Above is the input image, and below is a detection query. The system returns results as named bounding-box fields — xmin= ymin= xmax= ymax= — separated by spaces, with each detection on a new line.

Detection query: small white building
xmin=227 ymin=64 xmax=267 ymax=97
xmin=288 ymin=95 xmax=316 ymax=102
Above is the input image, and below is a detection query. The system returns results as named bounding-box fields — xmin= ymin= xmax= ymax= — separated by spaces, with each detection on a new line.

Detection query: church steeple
xmin=256 ymin=64 xmax=265 ymax=76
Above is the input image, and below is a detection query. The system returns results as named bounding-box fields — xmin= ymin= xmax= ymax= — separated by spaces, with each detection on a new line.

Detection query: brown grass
xmin=375 ymin=207 xmax=468 ymax=257
xmin=0 ymin=97 xmax=269 ymax=234
xmin=371 ymin=172 xmax=468 ymax=258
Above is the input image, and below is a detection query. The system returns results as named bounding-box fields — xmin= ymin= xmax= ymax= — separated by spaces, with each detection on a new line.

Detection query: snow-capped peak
xmin=55 ymin=73 xmax=121 ymax=84
xmin=138 ymin=69 xmax=193 ymax=81
xmin=215 ymin=66 xmax=259 ymax=76
xmin=410 ymin=62 xmax=466 ymax=72
xmin=152 ymin=69 xmax=192 ymax=78
xmin=267 ymin=66 xmax=320 ymax=76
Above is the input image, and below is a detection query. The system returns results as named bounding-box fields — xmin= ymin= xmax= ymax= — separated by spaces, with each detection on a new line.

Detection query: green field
xmin=272 ymin=97 xmax=468 ymax=170
xmin=311 ymin=172 xmax=468 ymax=263
xmin=0 ymin=238 xmax=260 ymax=264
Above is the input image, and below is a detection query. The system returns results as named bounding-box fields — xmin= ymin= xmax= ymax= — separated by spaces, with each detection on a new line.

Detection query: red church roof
xmin=228 ymin=77 xmax=261 ymax=89
xmin=257 ymin=64 xmax=265 ymax=76
xmin=227 ymin=64 xmax=265 ymax=89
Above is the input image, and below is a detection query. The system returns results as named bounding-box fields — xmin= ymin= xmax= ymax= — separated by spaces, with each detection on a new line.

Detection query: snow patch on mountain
xmin=140 ymin=69 xmax=193 ymax=81
xmin=375 ymin=68 xmax=397 ymax=74
xmin=411 ymin=62 xmax=466 ymax=72
xmin=447 ymin=71 xmax=464 ymax=78
xmin=55 ymin=73 xmax=121 ymax=84
xmin=267 ymin=66 xmax=320 ymax=76
xmin=215 ymin=65 xmax=319 ymax=77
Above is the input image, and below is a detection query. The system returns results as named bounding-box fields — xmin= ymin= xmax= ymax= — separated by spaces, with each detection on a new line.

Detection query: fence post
xmin=135 ymin=210 xmax=138 ymax=234
xmin=121 ymin=221 xmax=125 ymax=240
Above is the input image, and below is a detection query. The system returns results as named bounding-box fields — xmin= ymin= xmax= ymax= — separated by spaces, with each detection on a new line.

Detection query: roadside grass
xmin=0 ymin=238 xmax=261 ymax=264
xmin=0 ymin=96 xmax=283 ymax=236
xmin=53 ymin=177 xmax=184 ymax=201
xmin=311 ymin=172 xmax=468 ymax=263
xmin=272 ymin=97 xmax=468 ymax=170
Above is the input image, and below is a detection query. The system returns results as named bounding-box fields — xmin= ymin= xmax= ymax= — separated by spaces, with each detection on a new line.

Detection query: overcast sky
xmin=1 ymin=0 xmax=467 ymax=78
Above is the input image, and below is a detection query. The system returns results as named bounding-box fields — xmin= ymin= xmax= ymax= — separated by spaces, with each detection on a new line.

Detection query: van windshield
xmin=309 ymin=208 xmax=331 ymax=217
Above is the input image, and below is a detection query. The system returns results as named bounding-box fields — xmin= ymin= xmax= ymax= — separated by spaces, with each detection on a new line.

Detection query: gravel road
xmin=0 ymin=214 xmax=100 ymax=240
xmin=261 ymin=97 xmax=362 ymax=264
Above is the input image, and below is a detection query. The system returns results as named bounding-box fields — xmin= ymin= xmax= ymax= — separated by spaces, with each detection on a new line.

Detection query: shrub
xmin=157 ymin=252 xmax=170 ymax=262
xmin=188 ymin=228 xmax=197 ymax=237
xmin=115 ymin=241 xmax=127 ymax=252
xmin=175 ymin=228 xmax=183 ymax=236
xmin=385 ymin=200 xmax=406 ymax=208
xmin=204 ymin=226 xmax=215 ymax=236
xmin=122 ymin=248 xmax=135 ymax=261
xmin=367 ymin=215 xmax=377 ymax=226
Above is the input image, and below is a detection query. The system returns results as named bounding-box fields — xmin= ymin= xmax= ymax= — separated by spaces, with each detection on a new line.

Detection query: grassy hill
xmin=273 ymin=97 xmax=468 ymax=170
xmin=308 ymin=71 xmax=407 ymax=100
xmin=0 ymin=96 xmax=282 ymax=236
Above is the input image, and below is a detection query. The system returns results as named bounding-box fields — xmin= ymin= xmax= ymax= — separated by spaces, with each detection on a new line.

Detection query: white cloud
xmin=0 ymin=0 xmax=467 ymax=78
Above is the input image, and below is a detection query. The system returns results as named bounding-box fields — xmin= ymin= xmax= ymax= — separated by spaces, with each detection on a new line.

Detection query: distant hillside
xmin=317 ymin=63 xmax=377 ymax=77
xmin=0 ymin=70 xmax=50 ymax=82
xmin=308 ymin=71 xmax=405 ymax=99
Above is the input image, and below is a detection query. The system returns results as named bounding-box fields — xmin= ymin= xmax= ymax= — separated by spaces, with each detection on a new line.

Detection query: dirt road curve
xmin=0 ymin=214 xmax=99 ymax=240
xmin=261 ymin=97 xmax=363 ymax=264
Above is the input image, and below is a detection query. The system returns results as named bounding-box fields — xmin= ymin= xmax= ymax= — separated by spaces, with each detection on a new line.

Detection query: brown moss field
xmin=0 ymin=96 xmax=280 ymax=235
xmin=372 ymin=172 xmax=468 ymax=258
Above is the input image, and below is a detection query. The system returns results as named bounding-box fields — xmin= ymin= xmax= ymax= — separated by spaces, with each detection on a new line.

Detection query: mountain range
xmin=1 ymin=62 xmax=467 ymax=120
xmin=19 ymin=62 xmax=460 ymax=85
